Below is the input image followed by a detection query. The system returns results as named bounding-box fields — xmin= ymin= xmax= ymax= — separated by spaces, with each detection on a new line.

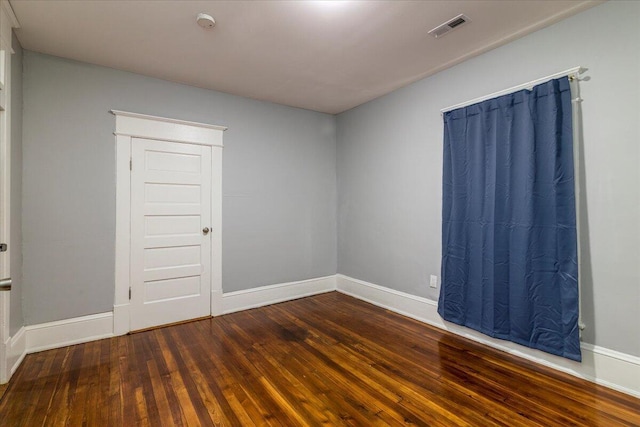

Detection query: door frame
xmin=0 ymin=0 xmax=19 ymax=384
xmin=112 ymin=110 xmax=226 ymax=335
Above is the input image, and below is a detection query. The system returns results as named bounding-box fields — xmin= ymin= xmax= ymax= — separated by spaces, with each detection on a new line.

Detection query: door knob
xmin=203 ymin=227 xmax=210 ymax=235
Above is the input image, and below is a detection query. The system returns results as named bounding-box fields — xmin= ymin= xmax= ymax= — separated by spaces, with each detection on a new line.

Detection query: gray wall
xmin=336 ymin=1 xmax=640 ymax=357
xmin=9 ymin=31 xmax=23 ymax=335
xmin=22 ymin=53 xmax=336 ymax=325
xmin=18 ymin=1 xmax=639 ymax=358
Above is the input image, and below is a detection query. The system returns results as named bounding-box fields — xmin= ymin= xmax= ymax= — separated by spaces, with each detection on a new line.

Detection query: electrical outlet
xmin=429 ymin=275 xmax=438 ymax=288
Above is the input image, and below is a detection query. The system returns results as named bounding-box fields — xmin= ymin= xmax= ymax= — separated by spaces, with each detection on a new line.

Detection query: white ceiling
xmin=10 ymin=0 xmax=601 ymax=114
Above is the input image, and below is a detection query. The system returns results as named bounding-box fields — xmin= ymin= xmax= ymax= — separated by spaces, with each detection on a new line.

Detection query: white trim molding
xmin=0 ymin=289 xmax=9 ymax=383
xmin=336 ymin=274 xmax=640 ymax=398
xmin=3 ymin=275 xmax=336 ymax=379
xmin=113 ymin=133 xmax=131 ymax=336
xmin=0 ymin=0 xmax=20 ymax=386
xmin=112 ymin=110 xmax=225 ymax=334
xmin=2 ymin=313 xmax=113 ymax=382
xmin=111 ymin=110 xmax=226 ymax=147
xmin=25 ymin=312 xmax=114 ymax=354
xmin=222 ymin=276 xmax=336 ymax=314
xmin=8 ymin=326 xmax=25 ymax=376
xmin=4 ymin=273 xmax=638 ymax=399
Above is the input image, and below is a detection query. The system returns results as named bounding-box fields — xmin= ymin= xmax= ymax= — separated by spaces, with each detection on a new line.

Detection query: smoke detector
xmin=428 ymin=14 xmax=471 ymax=38
xmin=196 ymin=13 xmax=216 ymax=29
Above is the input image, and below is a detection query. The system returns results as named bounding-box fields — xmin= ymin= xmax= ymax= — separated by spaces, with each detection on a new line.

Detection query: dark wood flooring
xmin=0 ymin=292 xmax=638 ymax=426
xmin=0 ymin=382 xmax=7 ymax=402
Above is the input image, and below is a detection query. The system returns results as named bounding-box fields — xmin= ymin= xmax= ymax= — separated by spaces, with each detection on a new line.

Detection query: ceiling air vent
xmin=428 ymin=14 xmax=471 ymax=38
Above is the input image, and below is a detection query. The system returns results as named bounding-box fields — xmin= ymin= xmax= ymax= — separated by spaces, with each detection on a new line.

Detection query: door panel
xmin=145 ymin=183 xmax=201 ymax=204
xmin=143 ymin=245 xmax=201 ymax=270
xmin=145 ymin=150 xmax=201 ymax=173
xmin=145 ymin=215 xmax=200 ymax=235
xmin=130 ymin=138 xmax=211 ymax=331
xmin=144 ymin=276 xmax=201 ymax=303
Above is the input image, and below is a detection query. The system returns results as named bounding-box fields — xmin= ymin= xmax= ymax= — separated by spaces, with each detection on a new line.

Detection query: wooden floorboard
xmin=0 ymin=382 xmax=7 ymax=402
xmin=1 ymin=292 xmax=638 ymax=426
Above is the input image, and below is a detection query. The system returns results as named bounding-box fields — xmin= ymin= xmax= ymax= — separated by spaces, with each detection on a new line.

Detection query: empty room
xmin=0 ymin=0 xmax=639 ymax=425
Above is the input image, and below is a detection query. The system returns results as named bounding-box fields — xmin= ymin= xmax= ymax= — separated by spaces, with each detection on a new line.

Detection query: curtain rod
xmin=440 ymin=66 xmax=585 ymax=115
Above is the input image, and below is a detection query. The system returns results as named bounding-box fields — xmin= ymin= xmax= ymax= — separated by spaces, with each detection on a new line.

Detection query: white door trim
xmin=0 ymin=0 xmax=19 ymax=384
xmin=112 ymin=110 xmax=225 ymax=335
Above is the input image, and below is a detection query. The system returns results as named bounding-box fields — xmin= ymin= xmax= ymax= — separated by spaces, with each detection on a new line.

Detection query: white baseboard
xmin=8 ymin=326 xmax=26 ymax=376
xmin=222 ymin=275 xmax=336 ymax=314
xmin=5 ymin=274 xmax=637 ymax=399
xmin=14 ymin=274 xmax=335 ymax=360
xmin=0 ymin=292 xmax=9 ymax=383
xmin=336 ymin=274 xmax=640 ymax=398
xmin=1 ymin=312 xmax=115 ymax=383
xmin=2 ymin=327 xmax=27 ymax=384
xmin=0 ymin=337 xmax=8 ymax=383
xmin=25 ymin=312 xmax=114 ymax=354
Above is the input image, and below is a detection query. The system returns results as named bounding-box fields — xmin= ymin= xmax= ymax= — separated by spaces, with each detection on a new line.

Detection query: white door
xmin=130 ymin=138 xmax=212 ymax=331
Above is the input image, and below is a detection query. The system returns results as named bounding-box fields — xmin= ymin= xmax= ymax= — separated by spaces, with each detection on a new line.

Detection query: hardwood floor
xmin=0 ymin=382 xmax=7 ymax=402
xmin=1 ymin=292 xmax=638 ymax=426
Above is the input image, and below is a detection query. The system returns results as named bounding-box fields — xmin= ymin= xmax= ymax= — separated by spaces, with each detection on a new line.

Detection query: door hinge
xmin=129 ymin=158 xmax=132 ymax=171
xmin=0 ymin=243 xmax=7 ymax=252
xmin=129 ymin=287 xmax=132 ymax=300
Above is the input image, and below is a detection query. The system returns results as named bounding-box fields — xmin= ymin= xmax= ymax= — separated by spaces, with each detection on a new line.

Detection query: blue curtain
xmin=438 ymin=77 xmax=581 ymax=361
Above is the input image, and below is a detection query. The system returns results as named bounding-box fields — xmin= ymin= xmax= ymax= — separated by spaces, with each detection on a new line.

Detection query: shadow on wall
xmin=574 ymin=76 xmax=595 ymax=378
